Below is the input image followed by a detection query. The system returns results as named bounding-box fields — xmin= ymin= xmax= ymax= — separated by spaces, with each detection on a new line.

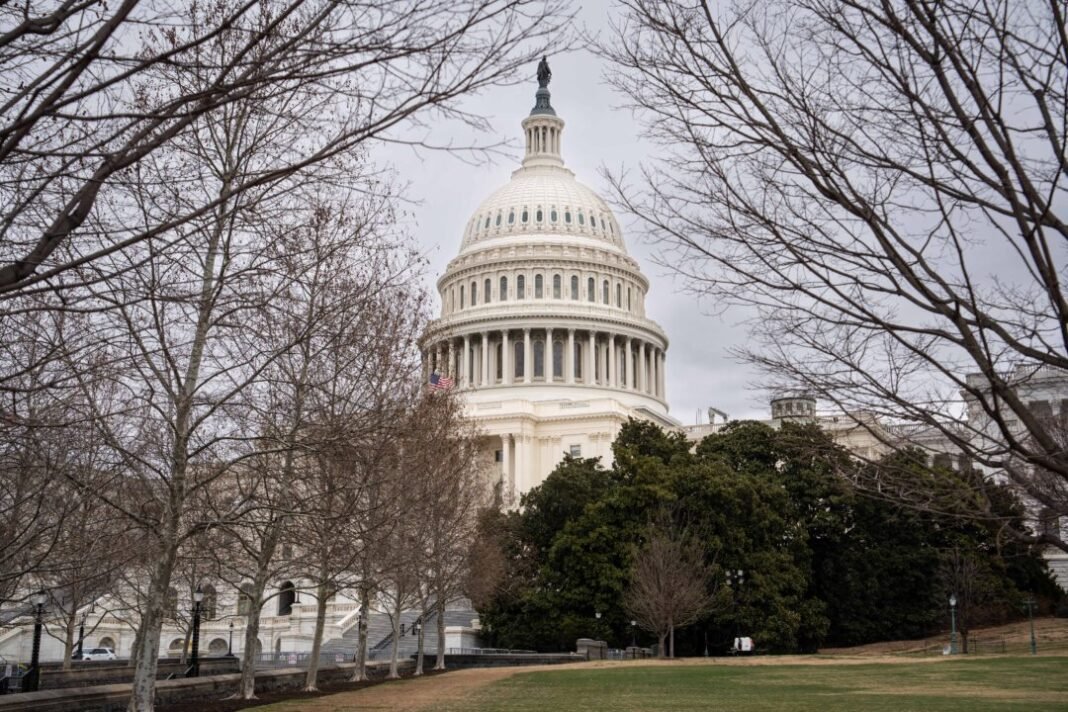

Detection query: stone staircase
xmin=319 ymin=604 xmax=478 ymax=661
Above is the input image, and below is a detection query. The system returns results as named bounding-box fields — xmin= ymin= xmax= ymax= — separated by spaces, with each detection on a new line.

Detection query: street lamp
xmin=227 ymin=619 xmax=234 ymax=657
xmin=187 ymin=586 xmax=204 ymax=678
xmin=728 ymin=569 xmax=745 ymax=653
xmin=76 ymin=604 xmax=93 ymax=661
xmin=630 ymin=620 xmax=637 ymax=648
xmin=1023 ymin=597 xmax=1037 ymax=655
xmin=24 ymin=590 xmax=46 ymax=693
xmin=949 ymin=594 xmax=958 ymax=655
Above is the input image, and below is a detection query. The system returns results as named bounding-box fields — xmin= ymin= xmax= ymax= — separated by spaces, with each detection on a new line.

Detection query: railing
xmin=444 ymin=647 xmax=538 ymax=655
xmin=0 ymin=663 xmax=26 ymax=694
xmin=252 ymin=651 xmax=349 ymax=670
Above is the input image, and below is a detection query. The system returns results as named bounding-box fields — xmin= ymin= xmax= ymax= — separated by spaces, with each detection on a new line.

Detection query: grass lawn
xmin=434 ymin=657 xmax=1068 ymax=712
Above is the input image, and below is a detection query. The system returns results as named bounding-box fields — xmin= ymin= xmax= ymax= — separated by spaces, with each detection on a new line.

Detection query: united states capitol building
xmin=2 ymin=62 xmax=1063 ymax=668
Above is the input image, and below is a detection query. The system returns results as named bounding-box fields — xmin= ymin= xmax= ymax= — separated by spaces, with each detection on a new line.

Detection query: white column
xmin=481 ymin=331 xmax=490 ymax=386
xmin=524 ymin=328 xmax=532 ymax=384
xmin=462 ymin=335 xmax=470 ymax=388
xmin=638 ymin=341 xmax=647 ymax=393
xmin=623 ymin=337 xmax=632 ymax=389
xmin=546 ymin=327 xmax=554 ymax=381
xmin=501 ymin=434 xmax=512 ymax=503
xmin=567 ymin=329 xmax=575 ymax=384
xmin=448 ymin=341 xmax=456 ymax=380
xmin=514 ymin=435 xmax=526 ymax=495
xmin=587 ymin=331 xmax=595 ymax=385
xmin=658 ymin=350 xmax=666 ymax=398
xmin=503 ymin=330 xmax=512 ymax=385
xmin=607 ymin=334 xmax=616 ymax=388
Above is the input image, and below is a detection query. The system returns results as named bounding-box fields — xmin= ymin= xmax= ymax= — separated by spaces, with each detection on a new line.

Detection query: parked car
xmin=81 ymin=647 xmax=116 ymax=661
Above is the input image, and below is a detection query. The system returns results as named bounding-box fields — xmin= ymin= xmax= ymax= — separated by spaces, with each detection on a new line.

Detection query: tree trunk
xmin=236 ymin=574 xmax=270 ymax=699
xmin=657 ymin=633 xmax=666 ymax=658
xmin=435 ymin=597 xmax=446 ymax=671
xmin=350 ymin=585 xmax=370 ymax=682
xmin=62 ymin=609 xmax=76 ymax=671
xmin=179 ymin=623 xmax=192 ymax=665
xmin=669 ymin=624 xmax=675 ymax=659
xmin=128 ymin=623 xmax=143 ymax=669
xmin=127 ymin=537 xmax=179 ymax=712
xmin=304 ymin=581 xmax=329 ymax=691
xmin=387 ymin=596 xmax=402 ymax=680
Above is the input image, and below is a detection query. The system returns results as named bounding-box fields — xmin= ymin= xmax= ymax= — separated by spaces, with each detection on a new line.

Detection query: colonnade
xmin=424 ymin=327 xmax=666 ymax=400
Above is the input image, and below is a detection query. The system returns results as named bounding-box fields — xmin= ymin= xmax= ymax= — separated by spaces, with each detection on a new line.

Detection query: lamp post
xmin=187 ymin=586 xmax=203 ymax=677
xmin=76 ymin=604 xmax=93 ymax=661
xmin=24 ymin=590 xmax=46 ymax=693
xmin=728 ymin=569 xmax=745 ymax=653
xmin=949 ymin=594 xmax=958 ymax=655
xmin=1023 ymin=597 xmax=1037 ymax=655
xmin=227 ymin=619 xmax=234 ymax=656
xmin=630 ymin=620 xmax=637 ymax=648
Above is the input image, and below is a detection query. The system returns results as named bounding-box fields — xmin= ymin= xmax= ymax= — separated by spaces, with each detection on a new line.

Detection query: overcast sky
xmin=375 ymin=1 xmax=769 ymax=425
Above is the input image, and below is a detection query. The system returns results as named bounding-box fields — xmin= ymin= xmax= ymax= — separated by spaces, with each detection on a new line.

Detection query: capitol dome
xmin=422 ymin=59 xmax=675 ymax=502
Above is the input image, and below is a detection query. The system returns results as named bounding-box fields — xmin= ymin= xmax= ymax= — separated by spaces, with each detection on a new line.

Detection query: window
xmin=571 ymin=275 xmax=579 ymax=299
xmin=602 ymin=280 xmax=609 ymax=304
xmin=536 ymin=208 xmax=543 ymax=222
xmin=521 ymin=209 xmax=529 ymax=223
xmin=508 ymin=210 xmax=515 ymax=224
xmin=574 ymin=341 xmax=582 ymax=379
xmin=471 ymin=281 xmax=477 ymax=306
xmin=496 ymin=213 xmax=502 ymax=226
xmin=278 ymin=581 xmax=296 ymax=616
xmin=553 ymin=274 xmax=561 ymax=298
xmin=514 ymin=341 xmax=524 ymax=378
xmin=569 ymin=444 xmax=582 ymax=457
xmin=485 ymin=278 xmax=492 ymax=303
xmin=591 ymin=216 xmax=597 ymax=228
xmin=616 ymin=283 xmax=622 ymax=307
xmin=237 ymin=583 xmax=253 ymax=615
xmin=517 ymin=275 xmax=525 ymax=299
xmin=533 ymin=340 xmax=545 ymax=378
xmin=201 ymin=584 xmax=217 ymax=619
xmin=495 ymin=343 xmax=503 ymax=380
xmin=460 ymin=285 xmax=465 ymax=308
xmin=500 ymin=276 xmax=508 ymax=300
xmin=578 ymin=211 xmax=585 ymax=225
xmin=588 ymin=277 xmax=595 ymax=302
xmin=550 ymin=208 xmax=558 ymax=222
xmin=484 ymin=216 xmax=490 ymax=228
xmin=628 ymin=287 xmax=632 ymax=310
xmin=535 ymin=274 xmax=543 ymax=298
xmin=449 ymin=287 xmax=455 ymax=312
xmin=552 ymin=340 xmax=563 ymax=379
xmin=564 ymin=210 xmax=572 ymax=223
xmin=494 ymin=450 xmax=503 ymax=462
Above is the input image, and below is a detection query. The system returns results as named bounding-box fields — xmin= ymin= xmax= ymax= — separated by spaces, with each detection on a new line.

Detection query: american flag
xmin=429 ymin=372 xmax=454 ymax=390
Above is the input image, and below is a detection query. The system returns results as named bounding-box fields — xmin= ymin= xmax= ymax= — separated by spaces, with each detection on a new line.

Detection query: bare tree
xmin=601 ymin=1 xmax=1067 ymax=548
xmin=624 ymin=526 xmax=713 ymax=658
xmin=0 ymin=0 xmax=569 ymax=295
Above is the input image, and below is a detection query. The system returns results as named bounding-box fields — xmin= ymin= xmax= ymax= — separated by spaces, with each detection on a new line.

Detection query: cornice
xmin=421 ymin=310 xmax=670 ymax=349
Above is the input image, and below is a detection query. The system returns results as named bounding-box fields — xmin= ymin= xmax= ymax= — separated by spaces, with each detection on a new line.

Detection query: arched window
xmin=521 ymin=209 xmax=529 ymax=223
xmin=616 ymin=283 xmax=622 ymax=307
xmin=552 ymin=341 xmax=564 ymax=380
xmin=201 ymin=584 xmax=217 ymax=619
xmin=495 ymin=213 xmax=502 ymax=226
xmin=578 ymin=211 xmax=585 ymax=225
xmin=484 ymin=216 xmax=490 ymax=228
xmin=496 ymin=343 xmax=503 ymax=380
xmin=513 ymin=341 xmax=524 ymax=378
xmin=602 ymin=280 xmax=609 ymax=304
xmin=620 ymin=350 xmax=628 ymax=386
xmin=628 ymin=287 xmax=632 ymax=311
xmin=564 ymin=210 xmax=572 ymax=223
xmin=484 ymin=278 xmax=492 ymax=304
xmin=508 ymin=210 xmax=515 ymax=224
xmin=165 ymin=587 xmax=178 ymax=620
xmin=535 ymin=274 xmax=543 ymax=298
xmin=278 ymin=581 xmax=296 ymax=616
xmin=449 ymin=287 xmax=455 ymax=312
xmin=574 ymin=341 xmax=583 ymax=379
xmin=208 ymin=638 xmax=228 ymax=655
xmin=98 ymin=636 xmax=116 ymax=651
xmin=471 ymin=281 xmax=477 ymax=306
xmin=460 ymin=285 xmax=465 ymax=309
xmin=533 ymin=340 xmax=545 ymax=378
xmin=570 ymin=275 xmax=579 ymax=299
xmin=237 ymin=583 xmax=253 ymax=615
xmin=591 ymin=216 xmax=597 ymax=228
xmin=552 ymin=274 xmax=561 ymax=299
xmin=500 ymin=276 xmax=508 ymax=300
xmin=587 ymin=277 xmax=595 ymax=302
xmin=517 ymin=275 xmax=525 ymax=299
xmin=550 ymin=208 xmax=558 ymax=222
xmin=536 ymin=208 xmax=543 ymax=222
